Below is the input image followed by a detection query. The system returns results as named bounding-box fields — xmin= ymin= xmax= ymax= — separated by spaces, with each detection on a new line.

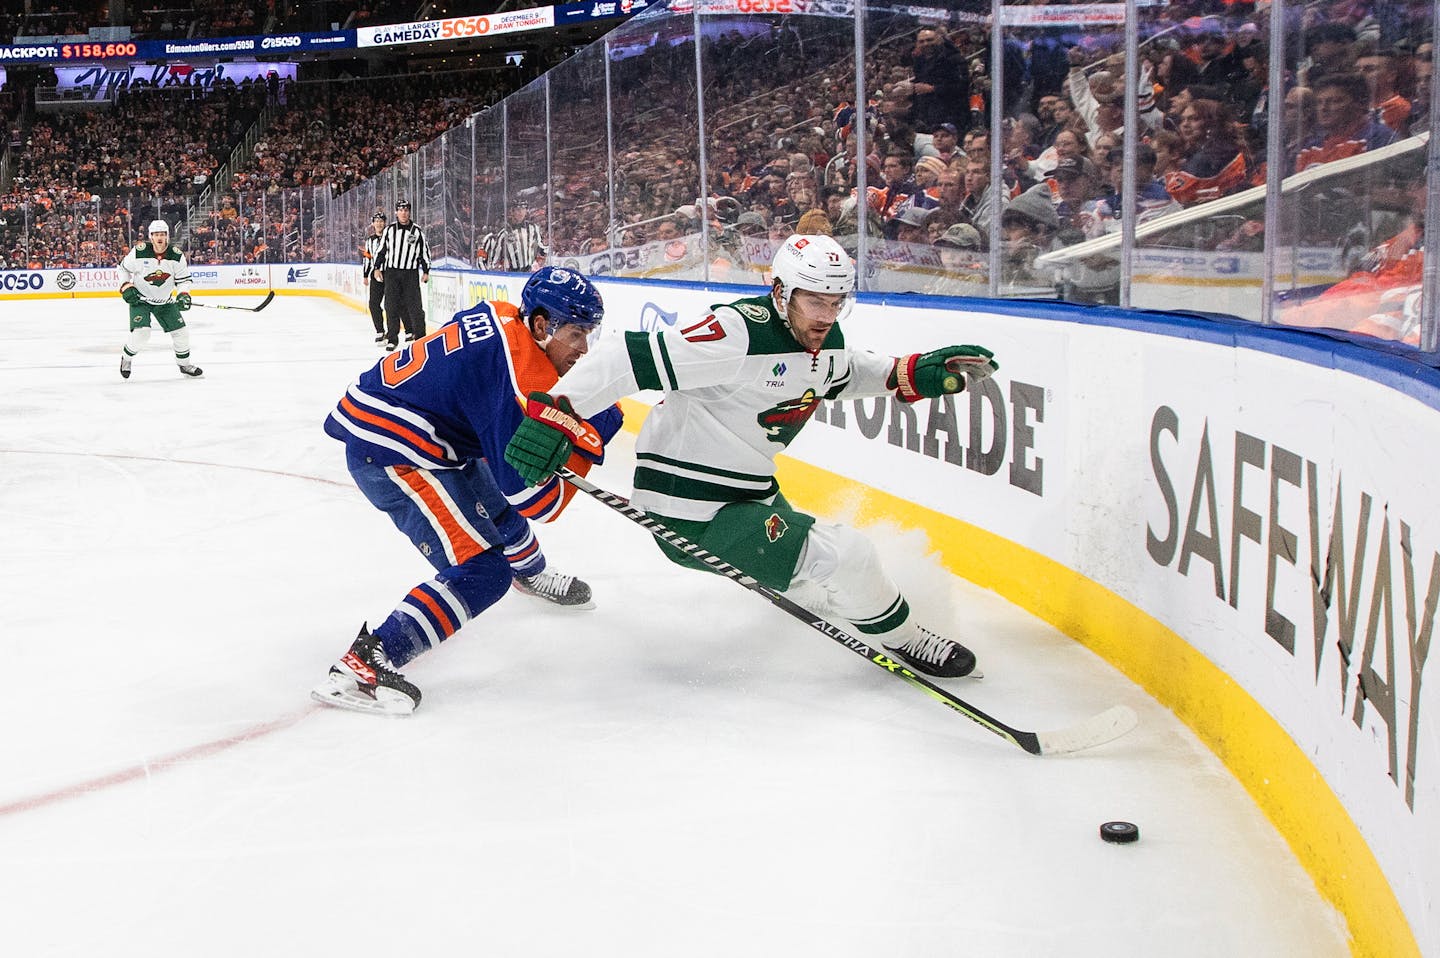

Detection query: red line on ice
xmin=0 ymin=707 xmax=317 ymax=818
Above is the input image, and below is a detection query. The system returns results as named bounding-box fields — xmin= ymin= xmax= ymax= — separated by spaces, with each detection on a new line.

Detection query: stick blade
xmin=254 ymin=291 xmax=275 ymax=311
xmin=1036 ymin=705 xmax=1138 ymax=755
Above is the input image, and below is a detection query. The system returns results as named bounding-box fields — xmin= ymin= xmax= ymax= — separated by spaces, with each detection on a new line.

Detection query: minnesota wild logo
xmin=757 ymin=388 xmax=820 ymax=444
xmin=143 ymin=269 xmax=169 ymax=284
xmin=764 ymin=513 xmax=789 ymax=542
xmin=734 ymin=302 xmax=770 ymax=323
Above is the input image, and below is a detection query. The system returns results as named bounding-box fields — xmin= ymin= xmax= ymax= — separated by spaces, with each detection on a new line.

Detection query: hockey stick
xmin=558 ymin=468 xmax=1137 ymax=755
xmin=189 ymin=291 xmax=275 ymax=313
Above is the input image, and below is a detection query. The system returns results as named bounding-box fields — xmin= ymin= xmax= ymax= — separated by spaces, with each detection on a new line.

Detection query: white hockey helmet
xmin=770 ymin=233 xmax=855 ymax=322
xmin=148 ymin=219 xmax=170 ymax=235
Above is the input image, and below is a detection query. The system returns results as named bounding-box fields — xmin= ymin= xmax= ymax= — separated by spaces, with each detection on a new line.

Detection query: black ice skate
xmin=512 ymin=570 xmax=595 ymax=610
xmin=311 ymin=624 xmax=421 ymax=715
xmin=178 ymin=364 xmax=204 ymax=378
xmin=883 ymin=624 xmax=979 ymax=678
xmin=120 ymin=354 xmax=132 ymax=379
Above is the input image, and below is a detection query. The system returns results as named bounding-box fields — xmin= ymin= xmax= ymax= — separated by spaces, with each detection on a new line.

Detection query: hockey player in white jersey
xmin=118 ymin=220 xmax=201 ymax=379
xmin=506 ymin=234 xmax=998 ymax=678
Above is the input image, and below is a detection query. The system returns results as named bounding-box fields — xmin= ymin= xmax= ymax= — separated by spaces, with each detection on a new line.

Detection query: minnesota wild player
xmin=506 ymin=234 xmax=998 ymax=678
xmin=118 ymin=220 xmax=201 ymax=380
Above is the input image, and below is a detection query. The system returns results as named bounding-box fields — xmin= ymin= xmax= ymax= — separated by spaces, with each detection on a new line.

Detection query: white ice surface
xmin=0 ymin=297 xmax=1349 ymax=957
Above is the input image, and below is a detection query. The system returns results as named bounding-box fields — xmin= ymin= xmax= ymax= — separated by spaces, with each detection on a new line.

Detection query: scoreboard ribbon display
xmin=0 ymin=31 xmax=353 ymax=63
xmin=0 ymin=0 xmax=647 ymax=64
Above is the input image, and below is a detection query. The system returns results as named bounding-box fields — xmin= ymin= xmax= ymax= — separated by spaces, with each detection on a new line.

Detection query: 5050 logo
xmin=0 ymin=272 xmax=44 ymax=291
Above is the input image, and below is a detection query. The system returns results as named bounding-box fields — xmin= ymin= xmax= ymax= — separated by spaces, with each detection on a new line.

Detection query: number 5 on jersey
xmin=381 ymin=325 xmax=464 ymax=387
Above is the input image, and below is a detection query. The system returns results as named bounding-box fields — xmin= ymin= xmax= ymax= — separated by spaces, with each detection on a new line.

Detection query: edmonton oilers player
xmin=314 ymin=267 xmax=621 ymax=714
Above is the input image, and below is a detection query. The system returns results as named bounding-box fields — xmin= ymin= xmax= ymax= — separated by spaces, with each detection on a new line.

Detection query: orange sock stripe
xmin=340 ymin=395 xmax=449 ymax=461
xmin=409 ymin=585 xmax=458 ymax=637
xmin=506 ymin=538 xmax=540 ymax=564
xmin=392 ymin=466 xmax=486 ymax=563
xmin=518 ymin=481 xmax=563 ymax=518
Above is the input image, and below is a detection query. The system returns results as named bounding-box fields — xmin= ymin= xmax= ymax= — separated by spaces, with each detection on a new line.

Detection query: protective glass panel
xmin=700 ymin=6 xmax=857 ymax=287
xmin=1116 ymin=10 xmax=1268 ymax=319
xmin=348 ymin=177 xmax=382 ymax=273
xmin=219 ymin=193 xmax=251 ymax=263
xmin=493 ymin=83 xmax=549 ymax=274
xmin=546 ymin=37 xmax=614 ymax=271
xmin=1270 ymin=0 xmax=1430 ymax=346
xmin=603 ymin=8 xmax=702 ymax=280
xmin=994 ymin=1 xmax=1128 ymax=302
xmin=419 ymin=137 xmax=447 ymax=263
xmin=444 ymin=122 xmax=476 ymax=269
xmin=310 ymin=187 xmax=331 ymax=262
xmin=862 ymin=2 xmax=994 ymax=295
xmin=393 ymin=154 xmax=417 ymax=222
xmin=473 ymin=103 xmax=506 ymax=271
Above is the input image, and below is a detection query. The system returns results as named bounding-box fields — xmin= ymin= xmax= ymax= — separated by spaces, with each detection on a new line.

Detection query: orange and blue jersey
xmin=324 ymin=299 xmax=623 ymax=521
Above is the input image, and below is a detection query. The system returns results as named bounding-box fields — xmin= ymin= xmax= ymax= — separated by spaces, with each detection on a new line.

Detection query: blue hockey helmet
xmin=521 ymin=267 xmax=604 ymax=332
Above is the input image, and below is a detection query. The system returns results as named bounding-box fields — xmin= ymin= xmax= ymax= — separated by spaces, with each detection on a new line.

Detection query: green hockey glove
xmin=504 ymin=392 xmax=603 ymax=486
xmin=121 ymin=286 xmax=142 ymax=306
xmin=890 ymin=345 xmax=998 ymax=402
xmin=177 ymin=292 xmax=192 ymax=311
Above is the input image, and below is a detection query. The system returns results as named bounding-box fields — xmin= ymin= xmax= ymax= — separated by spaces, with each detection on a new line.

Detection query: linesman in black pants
xmin=361 ymin=210 xmax=387 ymax=346
xmin=373 ymin=199 xmax=431 ymax=348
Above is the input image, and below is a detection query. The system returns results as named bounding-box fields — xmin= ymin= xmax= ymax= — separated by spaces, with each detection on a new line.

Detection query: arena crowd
xmin=0 ymin=0 xmax=1430 ymax=337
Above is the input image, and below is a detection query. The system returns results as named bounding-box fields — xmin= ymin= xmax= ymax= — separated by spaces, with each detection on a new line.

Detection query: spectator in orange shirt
xmin=1356 ymin=48 xmax=1410 ymax=134
xmin=1293 ymin=72 xmax=1396 ymax=173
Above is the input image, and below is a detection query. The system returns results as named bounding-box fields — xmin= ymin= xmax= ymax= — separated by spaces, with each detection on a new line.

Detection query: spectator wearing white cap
xmin=117 ymin=219 xmax=201 ymax=380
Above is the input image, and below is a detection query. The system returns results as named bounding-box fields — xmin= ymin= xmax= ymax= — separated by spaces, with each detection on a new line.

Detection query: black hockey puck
xmin=1100 ymin=821 xmax=1139 ymax=844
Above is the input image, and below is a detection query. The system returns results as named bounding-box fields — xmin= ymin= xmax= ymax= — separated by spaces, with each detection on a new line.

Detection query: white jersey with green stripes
xmin=560 ymin=293 xmax=895 ymax=521
xmin=120 ymin=241 xmax=192 ymax=305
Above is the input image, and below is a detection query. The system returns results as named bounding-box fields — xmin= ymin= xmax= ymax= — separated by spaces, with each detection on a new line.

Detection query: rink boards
xmin=5 ymin=261 xmax=1433 ymax=958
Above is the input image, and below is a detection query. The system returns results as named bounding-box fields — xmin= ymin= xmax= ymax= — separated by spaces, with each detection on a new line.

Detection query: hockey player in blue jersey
xmin=313 ymin=267 xmax=621 ymax=714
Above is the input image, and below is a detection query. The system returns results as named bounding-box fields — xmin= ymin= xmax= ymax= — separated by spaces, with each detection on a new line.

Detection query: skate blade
xmin=541 ymin=599 xmax=597 ymax=611
xmin=310 ymin=676 xmax=416 ymax=716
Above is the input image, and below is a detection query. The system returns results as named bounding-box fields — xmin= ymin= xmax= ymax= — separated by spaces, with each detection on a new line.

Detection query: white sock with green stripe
xmin=171 ymin=326 xmax=191 ymax=363
xmin=791 ymin=521 xmax=910 ymax=638
xmin=124 ymin=325 xmax=151 ymax=356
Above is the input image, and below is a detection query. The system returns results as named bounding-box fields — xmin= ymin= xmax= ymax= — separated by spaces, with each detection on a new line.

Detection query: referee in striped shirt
xmin=361 ymin=211 xmax=387 ymax=345
xmin=372 ymin=199 xmax=430 ymax=347
xmin=491 ymin=200 xmax=548 ymax=272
